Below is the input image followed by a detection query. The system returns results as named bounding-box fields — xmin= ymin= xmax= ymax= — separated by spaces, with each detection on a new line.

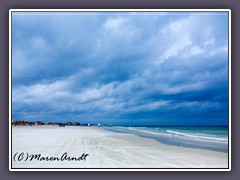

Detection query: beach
xmin=11 ymin=126 xmax=228 ymax=169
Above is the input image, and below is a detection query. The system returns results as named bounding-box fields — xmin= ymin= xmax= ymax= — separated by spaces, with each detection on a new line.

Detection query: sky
xmin=11 ymin=11 xmax=229 ymax=125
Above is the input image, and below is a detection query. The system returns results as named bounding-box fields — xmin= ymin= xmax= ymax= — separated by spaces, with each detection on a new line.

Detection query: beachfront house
xmin=34 ymin=121 xmax=44 ymax=126
xmin=73 ymin=122 xmax=80 ymax=126
xmin=58 ymin=123 xmax=65 ymax=127
xmin=28 ymin=122 xmax=34 ymax=126
xmin=12 ymin=120 xmax=29 ymax=126
xmin=65 ymin=122 xmax=72 ymax=126
xmin=46 ymin=122 xmax=59 ymax=126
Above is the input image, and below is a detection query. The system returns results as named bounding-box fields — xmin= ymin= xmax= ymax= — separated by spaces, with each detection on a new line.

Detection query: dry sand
xmin=11 ymin=126 xmax=228 ymax=169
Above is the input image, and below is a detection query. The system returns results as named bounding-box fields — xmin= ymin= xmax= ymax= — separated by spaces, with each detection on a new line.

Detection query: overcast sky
xmin=12 ymin=11 xmax=229 ymax=125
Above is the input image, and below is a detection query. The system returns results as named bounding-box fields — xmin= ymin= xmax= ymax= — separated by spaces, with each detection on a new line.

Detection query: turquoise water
xmin=104 ymin=126 xmax=229 ymax=153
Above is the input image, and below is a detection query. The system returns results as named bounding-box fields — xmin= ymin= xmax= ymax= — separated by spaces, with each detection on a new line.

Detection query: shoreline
xmin=11 ymin=126 xmax=228 ymax=168
xmin=103 ymin=126 xmax=228 ymax=153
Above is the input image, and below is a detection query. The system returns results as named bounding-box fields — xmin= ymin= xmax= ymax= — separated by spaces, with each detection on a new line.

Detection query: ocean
xmin=104 ymin=126 xmax=229 ymax=153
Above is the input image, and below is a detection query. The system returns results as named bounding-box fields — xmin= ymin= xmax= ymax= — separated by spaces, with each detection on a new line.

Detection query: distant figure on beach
xmin=98 ymin=123 xmax=101 ymax=128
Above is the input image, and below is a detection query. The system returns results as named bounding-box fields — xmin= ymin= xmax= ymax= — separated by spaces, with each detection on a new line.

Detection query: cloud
xmin=104 ymin=17 xmax=125 ymax=30
xmin=12 ymin=12 xmax=229 ymax=125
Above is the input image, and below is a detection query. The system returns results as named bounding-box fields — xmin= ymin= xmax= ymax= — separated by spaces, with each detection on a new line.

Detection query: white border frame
xmin=9 ymin=9 xmax=231 ymax=171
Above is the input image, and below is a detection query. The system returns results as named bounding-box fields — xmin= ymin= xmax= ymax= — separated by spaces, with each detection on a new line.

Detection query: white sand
xmin=11 ymin=126 xmax=228 ymax=169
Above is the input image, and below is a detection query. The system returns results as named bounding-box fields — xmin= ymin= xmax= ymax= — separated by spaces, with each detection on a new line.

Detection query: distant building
xmin=73 ymin=122 xmax=80 ymax=126
xmin=58 ymin=123 xmax=65 ymax=127
xmin=34 ymin=121 xmax=44 ymax=126
xmin=12 ymin=120 xmax=17 ymax=126
xmin=46 ymin=122 xmax=58 ymax=126
xmin=12 ymin=120 xmax=28 ymax=126
xmin=66 ymin=122 xmax=73 ymax=126
xmin=28 ymin=122 xmax=34 ymax=126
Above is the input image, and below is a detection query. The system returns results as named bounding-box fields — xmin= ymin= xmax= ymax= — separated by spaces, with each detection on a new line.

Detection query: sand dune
xmin=11 ymin=126 xmax=228 ymax=169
